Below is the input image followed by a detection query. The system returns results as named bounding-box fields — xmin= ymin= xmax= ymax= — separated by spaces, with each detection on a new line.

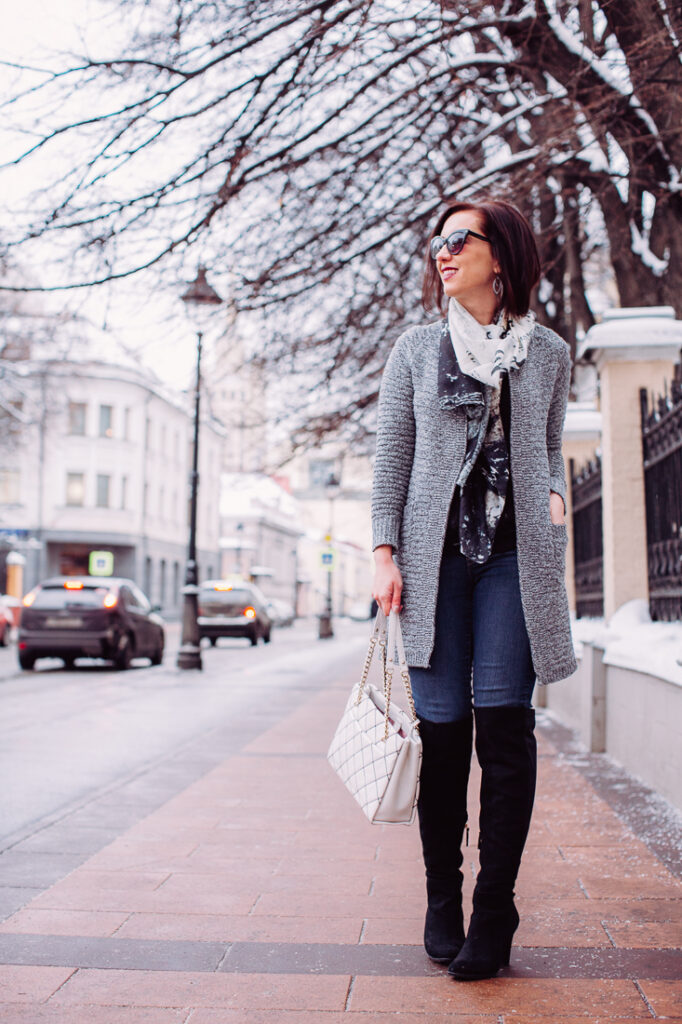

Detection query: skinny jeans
xmin=409 ymin=548 xmax=535 ymax=723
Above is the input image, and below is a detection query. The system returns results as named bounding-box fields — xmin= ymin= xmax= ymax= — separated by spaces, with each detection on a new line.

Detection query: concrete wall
xmin=542 ymin=643 xmax=681 ymax=813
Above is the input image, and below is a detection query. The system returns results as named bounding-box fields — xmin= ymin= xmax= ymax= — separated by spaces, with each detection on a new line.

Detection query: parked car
xmin=0 ymin=598 xmax=14 ymax=646
xmin=198 ymin=579 xmax=272 ymax=646
xmin=265 ymin=598 xmax=295 ymax=628
xmin=18 ymin=577 xmax=165 ymax=671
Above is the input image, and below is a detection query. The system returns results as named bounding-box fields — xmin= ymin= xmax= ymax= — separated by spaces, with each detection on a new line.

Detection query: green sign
xmin=89 ymin=550 xmax=114 ymax=576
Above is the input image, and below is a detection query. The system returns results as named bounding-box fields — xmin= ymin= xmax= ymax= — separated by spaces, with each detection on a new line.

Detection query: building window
xmin=68 ymin=402 xmax=87 ymax=436
xmin=99 ymin=404 xmax=113 ymax=438
xmin=0 ymin=469 xmax=20 ymax=505
xmin=123 ymin=407 xmax=131 ymax=440
xmin=159 ymin=559 xmax=166 ymax=605
xmin=66 ymin=472 xmax=85 ymax=507
xmin=145 ymin=417 xmax=152 ymax=450
xmin=96 ymin=474 xmax=110 ymax=508
xmin=173 ymin=561 xmax=180 ymax=604
xmin=121 ymin=475 xmax=128 ymax=510
xmin=309 ymin=459 xmax=336 ymax=490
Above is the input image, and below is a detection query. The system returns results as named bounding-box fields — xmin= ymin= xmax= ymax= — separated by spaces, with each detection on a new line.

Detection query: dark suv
xmin=18 ymin=577 xmax=165 ymax=671
xmin=198 ymin=579 xmax=272 ymax=646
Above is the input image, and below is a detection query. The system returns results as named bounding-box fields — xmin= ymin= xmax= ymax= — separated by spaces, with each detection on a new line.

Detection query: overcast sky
xmin=1 ymin=0 xmax=221 ymax=391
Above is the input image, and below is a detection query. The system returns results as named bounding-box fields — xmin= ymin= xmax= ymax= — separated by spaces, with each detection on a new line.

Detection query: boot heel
xmin=501 ymin=933 xmax=513 ymax=966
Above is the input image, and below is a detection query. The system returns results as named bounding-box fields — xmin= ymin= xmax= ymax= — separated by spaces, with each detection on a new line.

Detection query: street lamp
xmin=318 ymin=471 xmax=340 ymax=640
xmin=177 ymin=267 xmax=223 ymax=670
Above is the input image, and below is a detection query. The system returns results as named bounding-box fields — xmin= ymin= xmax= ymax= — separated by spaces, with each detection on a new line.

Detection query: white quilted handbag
xmin=327 ymin=609 xmax=422 ymax=825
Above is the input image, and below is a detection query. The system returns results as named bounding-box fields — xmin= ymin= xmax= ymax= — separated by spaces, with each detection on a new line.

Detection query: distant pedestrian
xmin=371 ymin=198 xmax=576 ymax=980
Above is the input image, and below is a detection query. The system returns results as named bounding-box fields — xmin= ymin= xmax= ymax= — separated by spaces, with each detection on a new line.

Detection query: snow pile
xmin=572 ymin=600 xmax=682 ymax=687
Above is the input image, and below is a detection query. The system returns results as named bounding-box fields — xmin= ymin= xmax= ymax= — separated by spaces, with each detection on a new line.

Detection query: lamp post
xmin=176 ymin=267 xmax=223 ymax=670
xmin=318 ymin=472 xmax=340 ymax=640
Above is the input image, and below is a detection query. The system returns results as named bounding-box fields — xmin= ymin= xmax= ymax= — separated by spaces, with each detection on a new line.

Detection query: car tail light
xmin=214 ymin=583 xmax=233 ymax=591
xmin=22 ymin=590 xmax=38 ymax=608
xmin=103 ymin=592 xmax=118 ymax=609
xmin=243 ymin=606 xmax=256 ymax=619
xmin=64 ymin=580 xmax=84 ymax=590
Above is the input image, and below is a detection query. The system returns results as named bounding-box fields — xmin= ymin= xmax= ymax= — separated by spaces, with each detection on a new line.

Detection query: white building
xmin=219 ymin=472 xmax=302 ymax=609
xmin=0 ymin=354 xmax=224 ymax=610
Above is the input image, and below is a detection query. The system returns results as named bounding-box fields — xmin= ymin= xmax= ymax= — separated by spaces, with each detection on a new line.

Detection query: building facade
xmin=0 ymin=356 xmax=223 ymax=612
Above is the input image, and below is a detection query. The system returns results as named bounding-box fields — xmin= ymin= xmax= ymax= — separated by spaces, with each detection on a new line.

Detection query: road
xmin=0 ymin=618 xmax=370 ymax=861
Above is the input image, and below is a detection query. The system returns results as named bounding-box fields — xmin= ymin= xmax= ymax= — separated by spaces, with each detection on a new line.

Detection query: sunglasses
xmin=429 ymin=228 xmax=491 ymax=260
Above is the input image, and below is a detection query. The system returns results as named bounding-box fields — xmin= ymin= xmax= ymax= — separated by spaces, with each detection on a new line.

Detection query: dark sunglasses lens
xmin=446 ymin=231 xmax=467 ymax=255
xmin=430 ymin=231 xmax=468 ymax=259
xmin=430 ymin=236 xmax=446 ymax=260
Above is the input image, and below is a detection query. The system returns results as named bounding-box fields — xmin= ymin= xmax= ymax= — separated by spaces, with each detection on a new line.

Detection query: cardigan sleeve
xmin=371 ymin=334 xmax=416 ymax=552
xmin=546 ymin=341 xmax=571 ymax=505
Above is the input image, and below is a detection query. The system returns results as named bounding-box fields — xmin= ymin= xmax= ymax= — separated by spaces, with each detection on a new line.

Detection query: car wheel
xmin=114 ymin=633 xmax=133 ymax=671
xmin=63 ymin=657 xmax=76 ymax=670
xmin=263 ymin=629 xmax=271 ymax=644
xmin=150 ymin=640 xmax=164 ymax=666
xmin=18 ymin=650 xmax=36 ymax=670
xmin=209 ymin=637 xmax=217 ymax=647
xmin=249 ymin=630 xmax=258 ymax=646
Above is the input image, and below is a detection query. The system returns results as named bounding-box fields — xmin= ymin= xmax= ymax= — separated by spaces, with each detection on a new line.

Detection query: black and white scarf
xmin=437 ymin=320 xmax=511 ymax=564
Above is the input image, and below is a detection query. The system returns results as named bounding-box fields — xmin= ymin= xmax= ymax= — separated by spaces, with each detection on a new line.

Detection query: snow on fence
xmin=640 ymin=354 xmax=682 ymax=623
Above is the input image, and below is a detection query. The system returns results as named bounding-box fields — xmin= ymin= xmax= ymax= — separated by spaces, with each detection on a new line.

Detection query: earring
xmin=493 ymin=275 xmax=503 ymax=298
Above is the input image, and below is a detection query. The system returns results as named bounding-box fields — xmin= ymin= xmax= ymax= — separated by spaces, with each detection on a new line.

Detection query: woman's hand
xmin=372 ymin=545 xmax=403 ymax=616
xmin=549 ymin=491 xmax=566 ymax=525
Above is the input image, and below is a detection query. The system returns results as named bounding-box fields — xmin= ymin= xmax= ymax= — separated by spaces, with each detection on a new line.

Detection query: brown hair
xmin=421 ymin=198 xmax=541 ymax=318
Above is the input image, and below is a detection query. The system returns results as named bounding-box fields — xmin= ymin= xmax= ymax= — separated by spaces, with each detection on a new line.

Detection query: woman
xmin=371 ymin=198 xmax=576 ymax=981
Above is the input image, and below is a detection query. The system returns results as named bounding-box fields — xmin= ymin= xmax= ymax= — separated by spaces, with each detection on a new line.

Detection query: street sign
xmin=320 ymin=549 xmax=335 ymax=571
xmin=89 ymin=550 xmax=114 ymax=576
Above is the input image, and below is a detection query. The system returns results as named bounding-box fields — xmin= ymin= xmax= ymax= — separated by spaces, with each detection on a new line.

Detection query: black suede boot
xmin=449 ymin=705 xmax=537 ymax=981
xmin=417 ymin=714 xmax=473 ymax=963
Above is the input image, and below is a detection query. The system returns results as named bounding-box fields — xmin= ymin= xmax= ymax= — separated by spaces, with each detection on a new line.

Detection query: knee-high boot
xmin=449 ymin=705 xmax=536 ymax=981
xmin=417 ymin=714 xmax=473 ymax=963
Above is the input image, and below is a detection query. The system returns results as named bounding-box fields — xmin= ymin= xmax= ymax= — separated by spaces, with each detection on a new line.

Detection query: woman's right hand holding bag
xmin=373 ymin=544 xmax=403 ymax=617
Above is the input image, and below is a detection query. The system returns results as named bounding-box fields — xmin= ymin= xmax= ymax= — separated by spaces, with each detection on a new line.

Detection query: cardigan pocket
xmin=550 ymin=522 xmax=568 ymax=575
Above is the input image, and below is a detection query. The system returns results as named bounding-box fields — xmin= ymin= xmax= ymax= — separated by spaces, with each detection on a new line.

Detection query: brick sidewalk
xmin=0 ymin=659 xmax=680 ymax=1022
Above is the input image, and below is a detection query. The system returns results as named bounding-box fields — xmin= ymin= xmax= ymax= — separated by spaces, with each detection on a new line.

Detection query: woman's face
xmin=434 ymin=209 xmax=501 ymax=321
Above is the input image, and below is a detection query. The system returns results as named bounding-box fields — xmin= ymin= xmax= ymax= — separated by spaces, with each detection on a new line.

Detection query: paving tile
xmin=0 ymin=1009 xmax=187 ymax=1024
xmin=28 ymin=883 xmax=259 ymax=916
xmin=0 ymin=908 xmax=130 ymax=937
xmin=579 ymin=874 xmax=681 ymax=900
xmin=252 ymin=892 xmax=425 ymax=919
xmin=115 ymin=912 xmax=362 ymax=944
xmin=188 ymin=1012 xmax=495 ymax=1023
xmin=348 ymin=976 xmax=651 ymax=1015
xmin=604 ymin=921 xmax=682 ymax=948
xmin=360 ymin=916 xmax=423 ymax=945
xmin=0 ymin=964 xmax=76 ymax=1002
xmin=636 ymin=979 xmax=682 ymax=1017
xmin=50 ymin=968 xmax=351 ymax=1010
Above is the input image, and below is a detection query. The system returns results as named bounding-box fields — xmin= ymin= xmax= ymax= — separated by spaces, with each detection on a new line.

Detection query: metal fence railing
xmin=570 ymin=456 xmax=604 ymax=619
xmin=640 ymin=356 xmax=682 ymax=622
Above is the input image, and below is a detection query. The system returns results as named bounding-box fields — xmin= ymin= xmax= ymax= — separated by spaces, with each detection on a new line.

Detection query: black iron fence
xmin=570 ymin=456 xmax=604 ymax=618
xmin=640 ymin=357 xmax=682 ymax=622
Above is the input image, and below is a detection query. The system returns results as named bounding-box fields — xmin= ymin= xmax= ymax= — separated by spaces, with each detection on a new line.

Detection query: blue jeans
xmin=409 ymin=549 xmax=535 ymax=723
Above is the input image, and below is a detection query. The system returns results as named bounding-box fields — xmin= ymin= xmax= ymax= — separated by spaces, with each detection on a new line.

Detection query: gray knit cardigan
xmin=371 ymin=320 xmax=577 ymax=685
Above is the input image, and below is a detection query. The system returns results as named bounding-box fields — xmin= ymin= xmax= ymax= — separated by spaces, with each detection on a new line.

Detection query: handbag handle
xmin=357 ymin=609 xmax=419 ymax=739
xmin=386 ymin=610 xmax=419 ymax=726
xmin=357 ymin=607 xmax=389 ymax=702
